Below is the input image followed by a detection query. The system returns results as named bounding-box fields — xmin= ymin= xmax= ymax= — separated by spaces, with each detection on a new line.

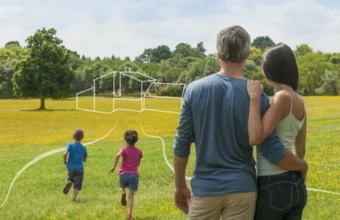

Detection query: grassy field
xmin=0 ymin=97 xmax=340 ymax=219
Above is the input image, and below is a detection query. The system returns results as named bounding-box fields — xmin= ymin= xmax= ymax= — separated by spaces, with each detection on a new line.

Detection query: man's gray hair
xmin=216 ymin=25 xmax=251 ymax=63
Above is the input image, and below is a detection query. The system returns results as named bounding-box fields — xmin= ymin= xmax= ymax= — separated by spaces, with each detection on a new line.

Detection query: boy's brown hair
xmin=73 ymin=128 xmax=84 ymax=142
xmin=124 ymin=130 xmax=138 ymax=146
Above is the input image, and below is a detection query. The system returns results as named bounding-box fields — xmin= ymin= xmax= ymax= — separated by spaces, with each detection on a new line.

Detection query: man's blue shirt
xmin=173 ymin=73 xmax=285 ymax=196
xmin=66 ymin=142 xmax=87 ymax=170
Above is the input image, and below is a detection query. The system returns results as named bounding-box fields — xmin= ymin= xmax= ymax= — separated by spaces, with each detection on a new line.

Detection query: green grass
xmin=0 ymin=97 xmax=340 ymax=219
xmin=0 ymin=139 xmax=195 ymax=220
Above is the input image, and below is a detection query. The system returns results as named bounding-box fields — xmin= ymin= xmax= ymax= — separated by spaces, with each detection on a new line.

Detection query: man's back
xmin=173 ymin=26 xmax=296 ymax=220
xmin=180 ymin=73 xmax=256 ymax=196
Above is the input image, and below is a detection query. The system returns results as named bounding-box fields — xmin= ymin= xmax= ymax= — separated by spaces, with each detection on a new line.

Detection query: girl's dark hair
xmin=262 ymin=43 xmax=299 ymax=91
xmin=73 ymin=128 xmax=84 ymax=141
xmin=124 ymin=130 xmax=138 ymax=146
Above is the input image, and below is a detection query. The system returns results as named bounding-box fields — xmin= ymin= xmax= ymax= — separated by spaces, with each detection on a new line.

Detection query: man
xmin=173 ymin=25 xmax=308 ymax=220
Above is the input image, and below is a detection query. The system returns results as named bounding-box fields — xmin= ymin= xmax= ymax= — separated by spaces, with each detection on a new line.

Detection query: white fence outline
xmin=76 ymin=87 xmax=94 ymax=110
xmin=76 ymin=68 xmax=186 ymax=115
xmin=143 ymin=82 xmax=186 ymax=115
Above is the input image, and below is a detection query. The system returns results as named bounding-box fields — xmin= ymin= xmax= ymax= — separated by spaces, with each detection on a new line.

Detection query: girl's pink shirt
xmin=119 ymin=146 xmax=143 ymax=176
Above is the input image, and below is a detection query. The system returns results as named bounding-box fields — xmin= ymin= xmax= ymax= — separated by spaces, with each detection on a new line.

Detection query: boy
xmin=63 ymin=128 xmax=88 ymax=202
xmin=108 ymin=130 xmax=143 ymax=220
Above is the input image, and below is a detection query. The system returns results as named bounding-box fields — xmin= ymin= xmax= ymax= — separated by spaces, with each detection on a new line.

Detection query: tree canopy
xmin=136 ymin=45 xmax=172 ymax=63
xmin=12 ymin=28 xmax=74 ymax=109
xmin=0 ymin=29 xmax=339 ymax=105
xmin=295 ymin=44 xmax=313 ymax=58
xmin=251 ymin=36 xmax=275 ymax=51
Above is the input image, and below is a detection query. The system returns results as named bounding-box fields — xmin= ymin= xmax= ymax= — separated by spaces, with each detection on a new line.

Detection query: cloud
xmin=0 ymin=0 xmax=339 ymax=58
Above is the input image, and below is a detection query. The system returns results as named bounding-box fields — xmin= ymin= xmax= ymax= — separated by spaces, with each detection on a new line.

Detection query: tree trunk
xmin=40 ymin=97 xmax=46 ymax=110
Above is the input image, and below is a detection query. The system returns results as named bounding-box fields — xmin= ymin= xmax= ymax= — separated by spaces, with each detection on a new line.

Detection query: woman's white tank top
xmin=257 ymin=92 xmax=305 ymax=176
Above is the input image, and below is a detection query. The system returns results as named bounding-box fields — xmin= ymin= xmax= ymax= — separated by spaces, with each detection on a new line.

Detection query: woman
xmin=247 ymin=43 xmax=307 ymax=220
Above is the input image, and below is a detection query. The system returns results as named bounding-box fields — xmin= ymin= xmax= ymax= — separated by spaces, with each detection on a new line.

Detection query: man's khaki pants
xmin=188 ymin=192 xmax=257 ymax=220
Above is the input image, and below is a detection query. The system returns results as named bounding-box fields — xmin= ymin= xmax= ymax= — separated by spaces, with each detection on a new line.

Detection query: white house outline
xmin=76 ymin=68 xmax=186 ymax=115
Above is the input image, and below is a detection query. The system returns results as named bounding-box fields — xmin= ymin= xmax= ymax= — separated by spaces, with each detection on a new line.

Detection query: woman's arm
xmin=247 ymin=81 xmax=291 ymax=145
xmin=294 ymin=111 xmax=307 ymax=159
xmin=295 ymin=111 xmax=307 ymax=181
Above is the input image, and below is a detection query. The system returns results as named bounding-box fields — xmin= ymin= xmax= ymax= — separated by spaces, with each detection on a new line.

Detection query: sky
xmin=0 ymin=0 xmax=340 ymax=58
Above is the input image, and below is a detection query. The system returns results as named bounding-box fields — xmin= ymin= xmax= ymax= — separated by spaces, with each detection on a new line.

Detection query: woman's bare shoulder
xmin=272 ymin=90 xmax=291 ymax=104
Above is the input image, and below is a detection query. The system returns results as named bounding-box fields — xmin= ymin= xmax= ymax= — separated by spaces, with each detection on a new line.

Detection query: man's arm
xmin=174 ymin=157 xmax=189 ymax=188
xmin=173 ymin=86 xmax=194 ymax=214
xmin=173 ymin=86 xmax=194 ymax=177
xmin=275 ymin=149 xmax=308 ymax=171
xmin=257 ymin=94 xmax=308 ymax=171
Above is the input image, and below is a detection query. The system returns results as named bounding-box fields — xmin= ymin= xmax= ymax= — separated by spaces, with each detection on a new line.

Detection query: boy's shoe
xmin=63 ymin=182 xmax=72 ymax=194
xmin=121 ymin=193 xmax=127 ymax=206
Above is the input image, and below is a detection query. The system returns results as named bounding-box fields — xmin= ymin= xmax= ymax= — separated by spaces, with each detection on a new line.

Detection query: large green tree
xmin=251 ymin=36 xmax=275 ymax=51
xmin=196 ymin=42 xmax=206 ymax=55
xmin=0 ymin=42 xmax=25 ymax=98
xmin=136 ymin=45 xmax=172 ymax=63
xmin=0 ymin=62 xmax=15 ymax=97
xmin=1 ymin=29 xmax=339 ymax=98
xmin=68 ymin=50 xmax=84 ymax=71
xmin=297 ymin=52 xmax=331 ymax=95
xmin=151 ymin=45 xmax=172 ymax=63
xmin=203 ymin=57 xmax=219 ymax=76
xmin=5 ymin=41 xmax=20 ymax=47
xmin=315 ymin=69 xmax=340 ymax=95
xmin=329 ymin=53 xmax=340 ymax=65
xmin=249 ymin=47 xmax=262 ymax=66
xmin=295 ymin=44 xmax=313 ymax=58
xmin=172 ymin=43 xmax=205 ymax=58
xmin=12 ymin=28 xmax=75 ymax=109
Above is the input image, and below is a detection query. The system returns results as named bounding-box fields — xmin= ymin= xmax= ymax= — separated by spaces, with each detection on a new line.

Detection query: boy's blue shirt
xmin=66 ymin=142 xmax=87 ymax=170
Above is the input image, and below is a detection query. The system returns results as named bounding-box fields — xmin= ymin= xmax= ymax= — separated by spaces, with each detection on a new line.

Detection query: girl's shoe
xmin=126 ymin=214 xmax=132 ymax=220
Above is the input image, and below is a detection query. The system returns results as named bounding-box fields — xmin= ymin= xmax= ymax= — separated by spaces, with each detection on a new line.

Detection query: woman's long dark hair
xmin=262 ymin=43 xmax=299 ymax=91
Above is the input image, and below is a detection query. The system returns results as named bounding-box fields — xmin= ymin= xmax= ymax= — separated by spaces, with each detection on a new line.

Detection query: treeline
xmin=1 ymin=28 xmax=340 ymax=103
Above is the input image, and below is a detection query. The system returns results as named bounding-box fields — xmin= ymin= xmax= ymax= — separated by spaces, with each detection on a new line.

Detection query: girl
xmin=247 ymin=43 xmax=307 ymax=220
xmin=108 ymin=130 xmax=143 ymax=220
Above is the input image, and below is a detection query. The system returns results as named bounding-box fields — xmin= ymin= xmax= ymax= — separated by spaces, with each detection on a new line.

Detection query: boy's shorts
xmin=120 ymin=174 xmax=139 ymax=191
xmin=67 ymin=169 xmax=84 ymax=190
